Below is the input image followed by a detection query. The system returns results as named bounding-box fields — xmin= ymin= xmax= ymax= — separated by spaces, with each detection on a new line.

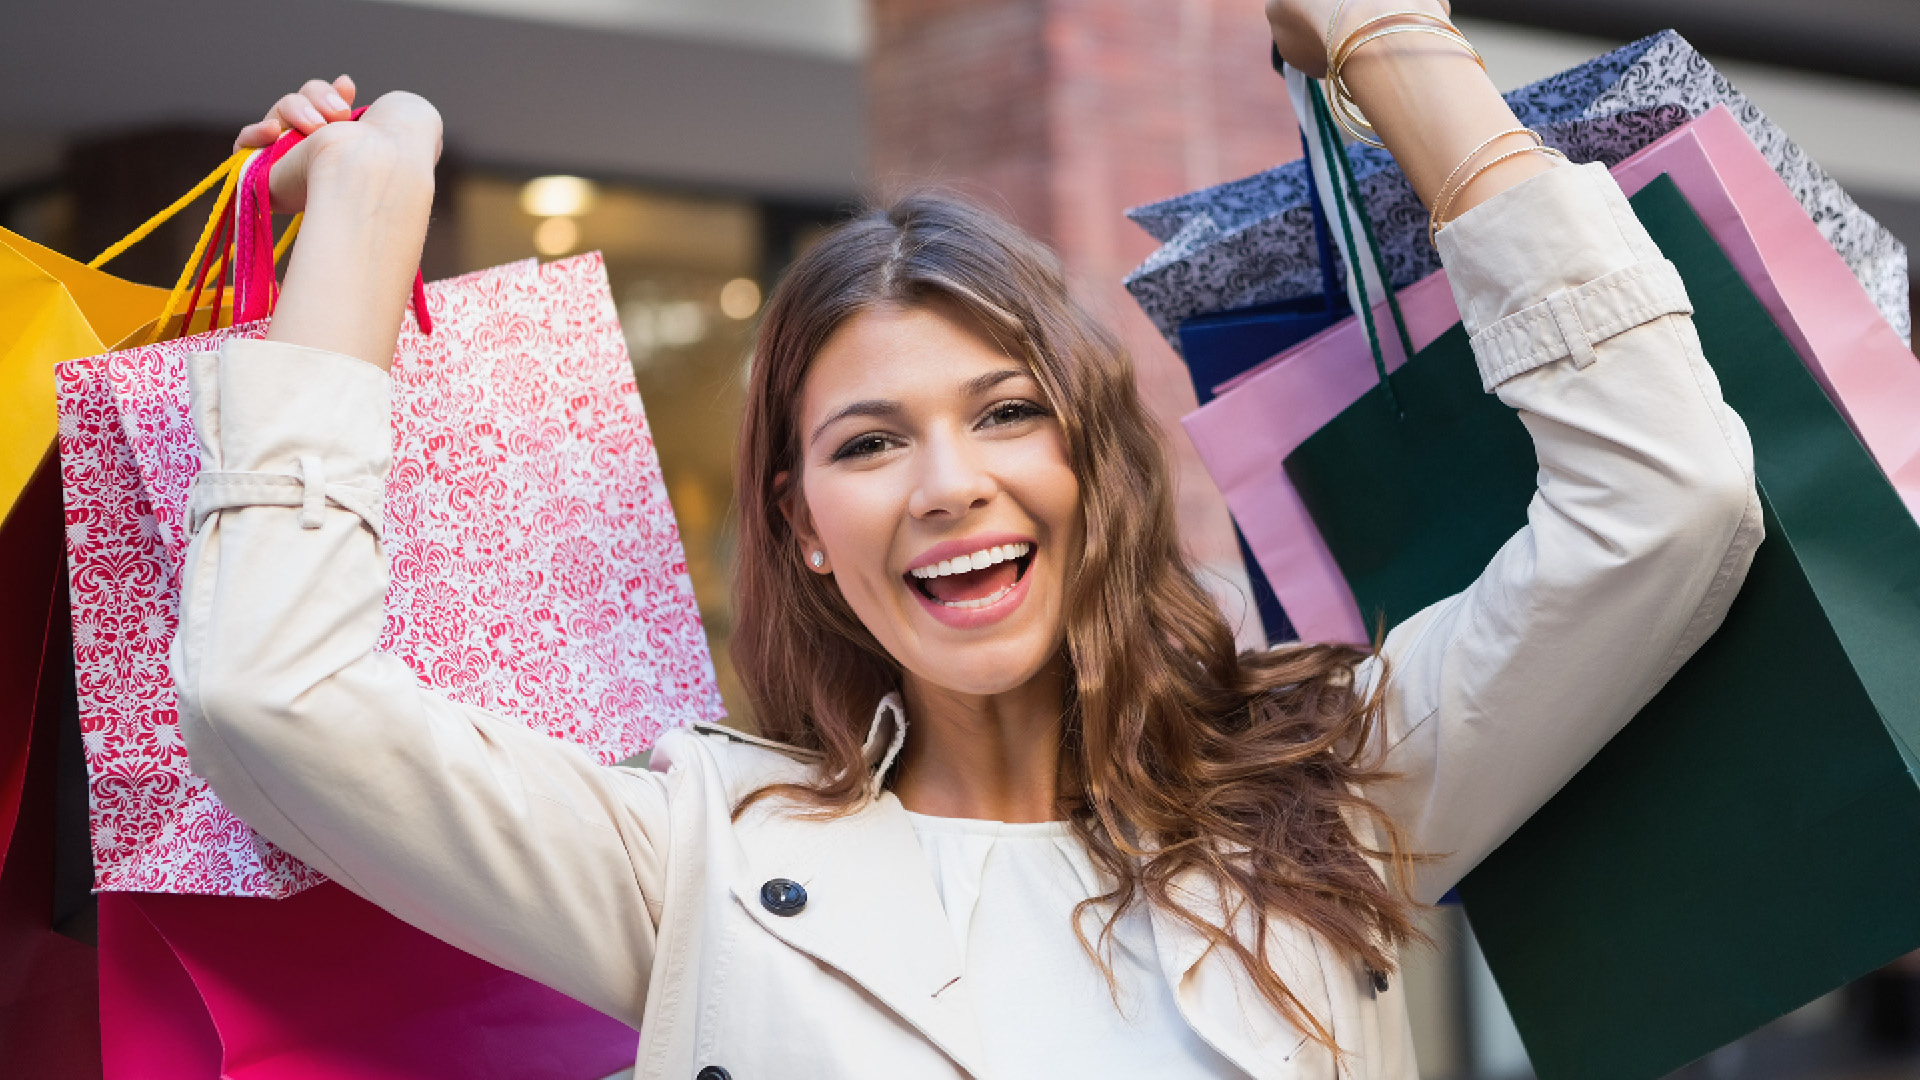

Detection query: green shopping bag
xmin=1284 ymin=176 xmax=1920 ymax=1080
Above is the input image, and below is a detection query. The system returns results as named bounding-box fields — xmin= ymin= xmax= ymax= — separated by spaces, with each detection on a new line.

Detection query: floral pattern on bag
xmin=58 ymin=253 xmax=725 ymax=897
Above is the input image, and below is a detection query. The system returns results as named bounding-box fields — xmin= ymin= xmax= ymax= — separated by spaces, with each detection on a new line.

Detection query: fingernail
xmin=299 ymin=101 xmax=325 ymax=126
xmin=325 ymin=91 xmax=348 ymax=112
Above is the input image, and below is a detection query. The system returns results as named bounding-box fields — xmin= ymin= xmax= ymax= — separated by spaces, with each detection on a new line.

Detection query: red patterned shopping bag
xmin=58 ymin=249 xmax=725 ymax=898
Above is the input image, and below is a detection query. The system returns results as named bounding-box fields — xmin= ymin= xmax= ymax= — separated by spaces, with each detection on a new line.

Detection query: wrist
xmin=303 ymin=123 xmax=435 ymax=217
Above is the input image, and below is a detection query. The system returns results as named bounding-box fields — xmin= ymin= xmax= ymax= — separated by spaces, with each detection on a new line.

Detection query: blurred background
xmin=2 ymin=1 xmax=1916 ymax=1077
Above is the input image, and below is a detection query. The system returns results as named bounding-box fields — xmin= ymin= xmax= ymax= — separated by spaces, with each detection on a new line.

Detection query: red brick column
xmin=870 ymin=0 xmax=1301 ymax=643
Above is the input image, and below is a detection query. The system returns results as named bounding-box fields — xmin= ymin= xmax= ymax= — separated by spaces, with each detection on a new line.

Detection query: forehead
xmin=801 ymin=301 xmax=1028 ymax=414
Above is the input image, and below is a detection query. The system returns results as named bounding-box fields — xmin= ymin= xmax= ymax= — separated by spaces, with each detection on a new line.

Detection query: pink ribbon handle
xmin=236 ymin=107 xmax=433 ymax=334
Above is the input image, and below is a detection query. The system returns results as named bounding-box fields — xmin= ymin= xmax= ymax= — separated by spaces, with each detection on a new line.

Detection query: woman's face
xmin=791 ymin=300 xmax=1083 ymax=698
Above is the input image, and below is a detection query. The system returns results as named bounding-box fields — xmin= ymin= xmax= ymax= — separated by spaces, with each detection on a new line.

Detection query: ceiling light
xmin=520 ymin=175 xmax=597 ymax=218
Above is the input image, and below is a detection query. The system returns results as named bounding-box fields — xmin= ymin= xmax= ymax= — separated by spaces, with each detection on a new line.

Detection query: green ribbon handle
xmin=1287 ymin=66 xmax=1418 ymax=417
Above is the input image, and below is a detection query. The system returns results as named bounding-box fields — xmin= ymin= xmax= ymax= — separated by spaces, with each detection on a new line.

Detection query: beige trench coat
xmin=172 ymin=163 xmax=1762 ymax=1079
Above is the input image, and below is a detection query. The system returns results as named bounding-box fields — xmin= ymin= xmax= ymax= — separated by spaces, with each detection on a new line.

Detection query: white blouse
xmin=907 ymin=812 xmax=1249 ymax=1078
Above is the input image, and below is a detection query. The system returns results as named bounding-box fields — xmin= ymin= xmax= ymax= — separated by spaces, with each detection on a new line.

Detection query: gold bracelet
xmin=1429 ymin=144 xmax=1567 ymax=247
xmin=1431 ymin=127 xmax=1542 ymax=215
xmin=1324 ymin=10 xmax=1483 ymax=149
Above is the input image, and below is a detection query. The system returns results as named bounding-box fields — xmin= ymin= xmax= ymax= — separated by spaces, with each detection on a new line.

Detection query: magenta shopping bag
xmin=1186 ymin=104 xmax=1919 ymax=644
xmin=98 ymin=884 xmax=638 ymax=1080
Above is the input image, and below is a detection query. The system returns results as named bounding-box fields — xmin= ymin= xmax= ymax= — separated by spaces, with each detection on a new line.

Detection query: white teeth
xmin=909 ymin=542 xmax=1032 ymax=580
xmin=941 ymin=582 xmax=1016 ymax=609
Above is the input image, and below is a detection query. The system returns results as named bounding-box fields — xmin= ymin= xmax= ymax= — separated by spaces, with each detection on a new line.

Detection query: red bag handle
xmin=235 ymin=107 xmax=433 ymax=334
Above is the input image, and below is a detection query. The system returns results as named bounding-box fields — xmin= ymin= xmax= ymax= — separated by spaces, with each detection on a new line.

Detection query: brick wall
xmin=870 ymin=0 xmax=1302 ymax=643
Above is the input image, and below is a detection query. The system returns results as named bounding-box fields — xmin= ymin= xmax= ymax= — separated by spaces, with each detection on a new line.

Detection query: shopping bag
xmin=1125 ymin=30 xmax=1910 ymax=351
xmin=60 ymin=246 xmax=725 ymax=897
xmin=1188 ymin=105 xmax=1920 ymax=644
xmin=0 ymin=458 xmax=101 ymax=1080
xmin=1611 ymin=107 xmax=1920 ymax=521
xmin=0 ymin=149 xmax=264 ymax=528
xmin=97 ymin=884 xmax=639 ymax=1080
xmin=1283 ymin=174 xmax=1920 ymax=1080
xmin=0 ymin=230 xmax=168 ymax=526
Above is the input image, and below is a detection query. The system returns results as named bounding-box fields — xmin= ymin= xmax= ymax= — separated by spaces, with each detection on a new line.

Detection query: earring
xmin=809 ymin=551 xmax=825 ymax=569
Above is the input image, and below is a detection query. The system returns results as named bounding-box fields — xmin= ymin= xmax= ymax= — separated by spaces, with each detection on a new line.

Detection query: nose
xmin=907 ymin=428 xmax=996 ymax=519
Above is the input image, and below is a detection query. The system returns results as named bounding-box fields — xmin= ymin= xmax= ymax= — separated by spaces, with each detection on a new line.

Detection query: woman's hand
xmin=1262 ymin=0 xmax=1551 ymax=221
xmin=1266 ymin=0 xmax=1450 ymax=78
xmin=245 ymin=76 xmax=442 ymax=370
xmin=232 ymin=76 xmax=442 ymax=217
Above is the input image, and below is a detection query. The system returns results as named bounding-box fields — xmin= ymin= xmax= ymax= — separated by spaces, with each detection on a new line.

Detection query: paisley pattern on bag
xmin=57 ymin=253 xmax=726 ymax=898
xmin=1124 ymin=31 xmax=1911 ymax=351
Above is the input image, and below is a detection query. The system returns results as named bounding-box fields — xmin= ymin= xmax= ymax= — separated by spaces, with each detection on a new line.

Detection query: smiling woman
xmin=167 ymin=2 xmax=1761 ymax=1076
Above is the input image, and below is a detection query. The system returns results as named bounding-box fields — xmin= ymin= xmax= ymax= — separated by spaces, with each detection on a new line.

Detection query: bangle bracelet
xmin=1429 ymin=143 xmax=1567 ymax=247
xmin=1431 ymin=127 xmax=1542 ymax=215
xmin=1324 ymin=10 xmax=1483 ymax=149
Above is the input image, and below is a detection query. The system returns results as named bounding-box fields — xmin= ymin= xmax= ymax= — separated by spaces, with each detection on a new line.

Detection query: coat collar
xmin=719 ymin=694 xmax=1332 ymax=1080
xmin=726 ymin=695 xmax=988 ymax=1076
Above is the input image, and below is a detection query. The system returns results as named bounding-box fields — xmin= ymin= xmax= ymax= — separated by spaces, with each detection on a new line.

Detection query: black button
xmin=696 ymin=1068 xmax=731 ymax=1080
xmin=760 ymin=877 xmax=807 ymax=916
xmin=1369 ymin=968 xmax=1390 ymax=994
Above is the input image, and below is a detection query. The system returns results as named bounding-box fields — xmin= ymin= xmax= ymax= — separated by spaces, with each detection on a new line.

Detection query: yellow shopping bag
xmin=0 ymin=148 xmax=265 ymax=524
xmin=0 ymin=232 xmax=167 ymax=522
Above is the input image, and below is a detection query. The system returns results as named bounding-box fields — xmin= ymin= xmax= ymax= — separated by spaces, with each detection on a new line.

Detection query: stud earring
xmin=809 ymin=551 xmax=825 ymax=569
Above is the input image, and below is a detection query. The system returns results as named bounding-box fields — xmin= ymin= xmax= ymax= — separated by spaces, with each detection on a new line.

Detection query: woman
xmin=174 ymin=0 xmax=1761 ymax=1076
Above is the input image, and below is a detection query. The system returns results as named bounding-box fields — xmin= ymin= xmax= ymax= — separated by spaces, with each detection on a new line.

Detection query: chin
xmin=902 ymin=637 xmax=1061 ymax=700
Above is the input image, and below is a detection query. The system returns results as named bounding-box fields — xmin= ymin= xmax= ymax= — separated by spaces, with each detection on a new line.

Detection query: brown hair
xmin=732 ymin=191 xmax=1423 ymax=1046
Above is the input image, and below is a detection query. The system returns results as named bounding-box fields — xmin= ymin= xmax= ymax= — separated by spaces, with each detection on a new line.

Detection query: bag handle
xmin=235 ymin=109 xmax=433 ymax=333
xmin=1284 ymin=60 xmax=1416 ymax=415
xmin=90 ymin=111 xmax=432 ymax=346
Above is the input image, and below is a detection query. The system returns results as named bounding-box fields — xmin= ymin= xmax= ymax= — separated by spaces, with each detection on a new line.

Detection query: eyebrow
xmin=807 ymin=367 xmax=1032 ymax=446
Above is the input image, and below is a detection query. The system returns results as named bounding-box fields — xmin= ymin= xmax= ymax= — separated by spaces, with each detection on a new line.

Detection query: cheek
xmin=802 ymin=470 xmax=904 ymax=585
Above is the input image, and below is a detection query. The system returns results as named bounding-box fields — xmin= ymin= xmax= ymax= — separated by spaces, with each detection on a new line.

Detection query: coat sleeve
xmin=172 ymin=338 xmax=670 ymax=1026
xmin=1355 ymin=163 xmax=1764 ymax=903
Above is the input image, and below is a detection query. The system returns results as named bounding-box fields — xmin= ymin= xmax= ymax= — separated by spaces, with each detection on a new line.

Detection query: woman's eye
xmin=831 ymin=433 xmax=896 ymax=461
xmin=981 ymin=400 xmax=1049 ymax=428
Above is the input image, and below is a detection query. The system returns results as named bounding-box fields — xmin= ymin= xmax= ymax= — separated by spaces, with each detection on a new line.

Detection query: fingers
xmin=302 ymin=77 xmax=354 ymax=122
xmin=234 ymin=118 xmax=285 ymax=152
xmin=233 ymin=75 xmax=362 ymax=150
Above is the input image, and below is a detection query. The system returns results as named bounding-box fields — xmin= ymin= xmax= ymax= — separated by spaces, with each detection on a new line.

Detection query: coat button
xmin=760 ymin=877 xmax=807 ymax=916
xmin=1369 ymin=968 xmax=1391 ymax=994
xmin=696 ymin=1068 xmax=731 ymax=1080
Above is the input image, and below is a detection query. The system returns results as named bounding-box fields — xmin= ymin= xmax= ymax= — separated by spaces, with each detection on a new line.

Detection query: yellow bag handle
xmin=88 ymin=148 xmax=305 ymax=346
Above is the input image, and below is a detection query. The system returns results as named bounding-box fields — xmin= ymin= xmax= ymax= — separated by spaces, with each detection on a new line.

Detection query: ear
xmin=776 ymin=469 xmax=831 ymax=574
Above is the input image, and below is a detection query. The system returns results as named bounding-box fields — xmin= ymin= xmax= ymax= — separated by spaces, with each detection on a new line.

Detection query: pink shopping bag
xmin=58 ymin=250 xmax=724 ymax=897
xmin=98 ymin=884 xmax=638 ymax=1080
xmin=1186 ymin=104 xmax=1920 ymax=644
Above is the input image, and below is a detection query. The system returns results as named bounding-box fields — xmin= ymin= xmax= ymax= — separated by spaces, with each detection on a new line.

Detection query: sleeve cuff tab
xmin=1470 ymin=258 xmax=1692 ymax=391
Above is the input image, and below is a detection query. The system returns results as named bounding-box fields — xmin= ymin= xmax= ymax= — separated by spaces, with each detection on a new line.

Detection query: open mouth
xmin=906 ymin=541 xmax=1035 ymax=610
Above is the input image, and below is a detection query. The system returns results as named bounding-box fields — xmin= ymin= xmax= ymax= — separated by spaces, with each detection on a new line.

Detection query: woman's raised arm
xmin=1264 ymin=3 xmax=1764 ymax=900
xmin=173 ymin=81 xmax=672 ymax=1026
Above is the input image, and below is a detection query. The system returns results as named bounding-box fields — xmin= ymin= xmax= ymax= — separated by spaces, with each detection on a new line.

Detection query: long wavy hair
xmin=731 ymin=192 xmax=1424 ymax=1047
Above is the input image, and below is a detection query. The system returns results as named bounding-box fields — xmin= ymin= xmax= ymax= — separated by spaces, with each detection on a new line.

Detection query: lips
xmin=903 ymin=536 xmax=1037 ymax=628
xmin=909 ymin=542 xmax=1032 ymax=607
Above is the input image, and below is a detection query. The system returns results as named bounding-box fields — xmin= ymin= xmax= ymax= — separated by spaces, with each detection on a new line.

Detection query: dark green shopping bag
xmin=1284 ymin=176 xmax=1920 ymax=1080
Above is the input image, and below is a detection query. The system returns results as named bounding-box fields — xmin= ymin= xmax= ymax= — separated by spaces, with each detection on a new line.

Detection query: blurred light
xmin=534 ymin=216 xmax=579 ymax=256
xmin=719 ymin=277 xmax=762 ymax=320
xmin=520 ymin=175 xmax=597 ymax=218
xmin=619 ymin=298 xmax=708 ymax=365
xmin=655 ymin=301 xmax=707 ymax=347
